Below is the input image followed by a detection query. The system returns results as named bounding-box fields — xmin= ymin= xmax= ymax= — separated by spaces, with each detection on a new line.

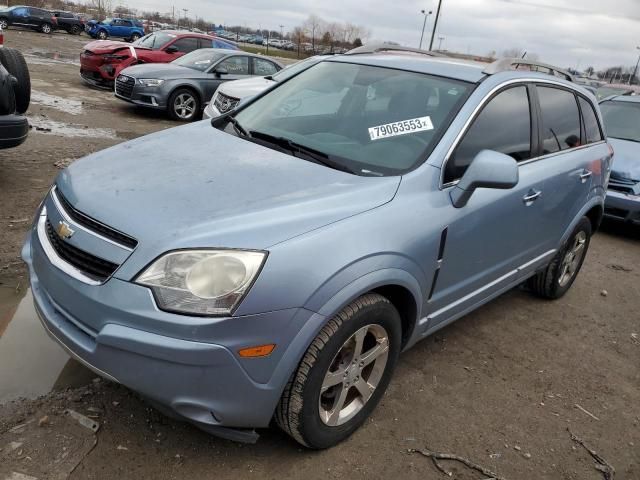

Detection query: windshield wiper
xmin=249 ymin=131 xmax=355 ymax=174
xmin=227 ymin=116 xmax=249 ymax=137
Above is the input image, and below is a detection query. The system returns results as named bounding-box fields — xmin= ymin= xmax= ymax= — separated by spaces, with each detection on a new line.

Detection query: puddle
xmin=0 ymin=290 xmax=94 ymax=405
xmin=31 ymin=90 xmax=83 ymax=115
xmin=25 ymin=50 xmax=80 ymax=66
xmin=28 ymin=116 xmax=118 ymax=139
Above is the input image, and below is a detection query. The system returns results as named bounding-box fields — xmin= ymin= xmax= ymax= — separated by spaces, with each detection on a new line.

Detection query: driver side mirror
xmin=165 ymin=45 xmax=179 ymax=54
xmin=213 ymin=67 xmax=228 ymax=77
xmin=449 ymin=150 xmax=519 ymax=208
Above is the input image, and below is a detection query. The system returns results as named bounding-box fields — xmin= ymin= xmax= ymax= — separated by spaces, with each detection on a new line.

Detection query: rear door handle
xmin=580 ymin=170 xmax=593 ymax=183
xmin=523 ymin=189 xmax=542 ymax=205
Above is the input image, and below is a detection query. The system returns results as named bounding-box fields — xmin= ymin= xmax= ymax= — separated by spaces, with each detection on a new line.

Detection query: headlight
xmin=136 ymin=250 xmax=266 ymax=316
xmin=138 ymin=78 xmax=165 ymax=87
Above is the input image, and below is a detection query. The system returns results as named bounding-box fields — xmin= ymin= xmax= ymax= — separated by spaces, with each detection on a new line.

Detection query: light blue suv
xmin=22 ymin=48 xmax=611 ymax=449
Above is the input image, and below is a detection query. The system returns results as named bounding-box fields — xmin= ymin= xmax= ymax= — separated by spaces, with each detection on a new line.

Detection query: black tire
xmin=70 ymin=24 xmax=82 ymax=35
xmin=168 ymin=88 xmax=200 ymax=122
xmin=0 ymin=48 xmax=30 ymax=114
xmin=276 ymin=293 xmax=402 ymax=449
xmin=40 ymin=22 xmax=52 ymax=34
xmin=527 ymin=217 xmax=592 ymax=299
xmin=0 ymin=18 xmax=8 ymax=30
xmin=130 ymin=33 xmax=141 ymax=42
xmin=97 ymin=30 xmax=108 ymax=40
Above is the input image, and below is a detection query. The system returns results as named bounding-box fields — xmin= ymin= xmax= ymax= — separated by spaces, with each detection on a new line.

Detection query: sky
xmin=126 ymin=0 xmax=640 ymax=70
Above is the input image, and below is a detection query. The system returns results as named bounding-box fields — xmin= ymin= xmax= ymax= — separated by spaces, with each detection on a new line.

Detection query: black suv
xmin=51 ymin=11 xmax=84 ymax=35
xmin=0 ymin=6 xmax=58 ymax=34
xmin=0 ymin=47 xmax=30 ymax=149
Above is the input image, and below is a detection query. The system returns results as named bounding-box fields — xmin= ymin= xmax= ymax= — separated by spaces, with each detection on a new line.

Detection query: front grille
xmin=45 ymin=219 xmax=119 ymax=281
xmin=55 ymin=189 xmax=138 ymax=249
xmin=214 ymin=92 xmax=240 ymax=114
xmin=115 ymin=74 xmax=135 ymax=98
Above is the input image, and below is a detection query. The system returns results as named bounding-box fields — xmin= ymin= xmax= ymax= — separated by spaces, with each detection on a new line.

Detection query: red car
xmin=80 ymin=30 xmax=238 ymax=88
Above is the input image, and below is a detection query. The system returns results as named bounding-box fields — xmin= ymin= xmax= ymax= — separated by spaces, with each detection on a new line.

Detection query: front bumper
xmin=0 ymin=114 xmax=29 ymax=149
xmin=21 ymin=216 xmax=319 ymax=440
xmin=604 ymin=190 xmax=640 ymax=224
xmin=114 ymin=77 xmax=167 ymax=109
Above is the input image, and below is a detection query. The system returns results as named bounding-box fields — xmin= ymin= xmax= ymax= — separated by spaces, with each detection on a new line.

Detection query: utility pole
xmin=437 ymin=34 xmax=445 ymax=51
xmin=182 ymin=8 xmax=188 ymax=29
xmin=419 ymin=10 xmax=432 ymax=50
xmin=428 ymin=0 xmax=442 ymax=51
xmin=629 ymin=46 xmax=640 ymax=86
xmin=279 ymin=24 xmax=284 ymax=39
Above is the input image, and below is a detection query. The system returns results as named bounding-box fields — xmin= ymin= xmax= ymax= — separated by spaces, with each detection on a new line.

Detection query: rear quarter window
xmin=579 ymin=97 xmax=603 ymax=144
xmin=537 ymin=86 xmax=581 ymax=153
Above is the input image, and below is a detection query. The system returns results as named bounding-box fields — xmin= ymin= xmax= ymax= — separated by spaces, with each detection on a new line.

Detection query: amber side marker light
xmin=238 ymin=344 xmax=276 ymax=358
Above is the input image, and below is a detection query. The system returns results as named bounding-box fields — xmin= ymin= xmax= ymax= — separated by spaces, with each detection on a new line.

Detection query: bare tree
xmin=88 ymin=0 xmax=112 ymax=20
xmin=304 ymin=14 xmax=324 ymax=52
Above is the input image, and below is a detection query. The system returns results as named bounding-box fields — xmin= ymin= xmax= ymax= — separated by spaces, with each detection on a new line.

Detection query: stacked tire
xmin=0 ymin=47 xmax=31 ymax=114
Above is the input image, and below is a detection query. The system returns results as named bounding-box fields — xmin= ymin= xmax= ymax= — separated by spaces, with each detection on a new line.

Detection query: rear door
xmin=252 ymin=57 xmax=280 ymax=76
xmin=11 ymin=7 xmax=30 ymax=26
xmin=204 ymin=55 xmax=252 ymax=100
xmin=532 ymin=85 xmax=600 ymax=249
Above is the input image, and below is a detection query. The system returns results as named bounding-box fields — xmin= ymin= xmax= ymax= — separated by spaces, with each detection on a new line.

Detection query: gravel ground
xmin=1 ymin=29 xmax=639 ymax=480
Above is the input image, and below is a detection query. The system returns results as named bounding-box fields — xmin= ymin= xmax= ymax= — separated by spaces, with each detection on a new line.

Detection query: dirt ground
xmin=1 ymin=30 xmax=639 ymax=480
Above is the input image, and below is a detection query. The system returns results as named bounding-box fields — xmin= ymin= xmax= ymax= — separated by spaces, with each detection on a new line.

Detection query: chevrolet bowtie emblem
xmin=57 ymin=221 xmax=75 ymax=240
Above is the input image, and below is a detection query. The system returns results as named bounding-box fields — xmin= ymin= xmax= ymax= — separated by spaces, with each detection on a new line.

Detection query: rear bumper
xmin=604 ymin=190 xmax=640 ymax=224
xmin=0 ymin=114 xmax=28 ymax=149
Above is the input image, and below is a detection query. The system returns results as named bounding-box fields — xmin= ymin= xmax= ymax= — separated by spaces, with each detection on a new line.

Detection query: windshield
xmin=272 ymin=56 xmax=322 ymax=81
xmin=231 ymin=61 xmax=470 ymax=176
xmin=135 ymin=32 xmax=176 ymax=49
xmin=600 ymin=101 xmax=640 ymax=142
xmin=172 ymin=49 xmax=226 ymax=71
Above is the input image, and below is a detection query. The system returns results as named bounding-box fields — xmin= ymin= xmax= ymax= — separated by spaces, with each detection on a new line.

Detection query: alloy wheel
xmin=558 ymin=231 xmax=587 ymax=287
xmin=173 ymin=93 xmax=196 ymax=120
xmin=42 ymin=24 xmax=51 ymax=34
xmin=318 ymin=324 xmax=389 ymax=427
xmin=0 ymin=20 xmax=8 ymax=30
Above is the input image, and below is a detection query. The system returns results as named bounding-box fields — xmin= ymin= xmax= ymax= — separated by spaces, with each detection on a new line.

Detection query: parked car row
xmin=0 ymin=5 xmax=87 ymax=35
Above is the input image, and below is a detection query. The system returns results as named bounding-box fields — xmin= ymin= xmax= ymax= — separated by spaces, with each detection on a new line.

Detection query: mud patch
xmin=0 ymin=290 xmax=94 ymax=405
xmin=31 ymin=91 xmax=83 ymax=115
xmin=27 ymin=117 xmax=118 ymax=139
xmin=24 ymin=50 xmax=80 ymax=67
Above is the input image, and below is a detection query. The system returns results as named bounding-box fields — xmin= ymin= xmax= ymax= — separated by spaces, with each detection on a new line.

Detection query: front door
xmin=426 ymin=84 xmax=549 ymax=328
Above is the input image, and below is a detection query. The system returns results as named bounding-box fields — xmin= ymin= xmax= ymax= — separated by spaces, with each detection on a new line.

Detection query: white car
xmin=203 ymin=56 xmax=328 ymax=119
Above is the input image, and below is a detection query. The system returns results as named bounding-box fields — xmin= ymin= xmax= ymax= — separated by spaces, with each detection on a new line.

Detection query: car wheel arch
xmin=169 ymin=85 xmax=203 ymax=107
xmin=559 ymin=199 xmax=604 ymax=246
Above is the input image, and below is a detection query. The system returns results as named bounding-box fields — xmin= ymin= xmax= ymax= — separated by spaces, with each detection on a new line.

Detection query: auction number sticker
xmin=368 ymin=116 xmax=434 ymax=141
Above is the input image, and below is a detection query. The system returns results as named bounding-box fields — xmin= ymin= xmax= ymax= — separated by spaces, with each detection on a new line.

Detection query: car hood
xmin=609 ymin=137 xmax=640 ymax=182
xmin=120 ymin=63 xmax=207 ymax=80
xmin=84 ymin=40 xmax=150 ymax=55
xmin=217 ymin=76 xmax=275 ymax=100
xmin=55 ymin=121 xmax=400 ymax=261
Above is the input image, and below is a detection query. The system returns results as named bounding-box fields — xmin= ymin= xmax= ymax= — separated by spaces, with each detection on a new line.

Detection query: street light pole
xmin=630 ymin=46 xmax=640 ymax=86
xmin=437 ymin=34 xmax=445 ymax=51
xmin=429 ymin=0 xmax=443 ymax=51
xmin=419 ymin=9 xmax=432 ymax=50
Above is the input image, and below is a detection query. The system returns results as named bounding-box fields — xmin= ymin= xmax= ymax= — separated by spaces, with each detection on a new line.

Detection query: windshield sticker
xmin=369 ymin=116 xmax=434 ymax=141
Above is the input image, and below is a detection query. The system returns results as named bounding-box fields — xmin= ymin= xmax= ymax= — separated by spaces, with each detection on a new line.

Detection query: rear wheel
xmin=527 ymin=217 xmax=592 ymax=299
xmin=168 ymin=88 xmax=200 ymax=122
xmin=97 ymin=29 xmax=108 ymax=40
xmin=0 ymin=18 xmax=8 ymax=30
xmin=276 ymin=293 xmax=402 ymax=449
xmin=70 ymin=24 xmax=82 ymax=35
xmin=0 ymin=48 xmax=30 ymax=114
xmin=40 ymin=23 xmax=52 ymax=34
xmin=130 ymin=33 xmax=140 ymax=42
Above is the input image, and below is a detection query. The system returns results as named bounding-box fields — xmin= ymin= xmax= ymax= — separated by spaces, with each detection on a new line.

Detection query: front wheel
xmin=0 ymin=18 xmax=8 ymax=30
xmin=130 ymin=33 xmax=140 ymax=42
xmin=70 ymin=24 xmax=82 ymax=35
xmin=276 ymin=293 xmax=402 ymax=449
xmin=168 ymin=88 xmax=200 ymax=122
xmin=528 ymin=217 xmax=592 ymax=299
xmin=97 ymin=30 xmax=108 ymax=40
xmin=40 ymin=23 xmax=52 ymax=34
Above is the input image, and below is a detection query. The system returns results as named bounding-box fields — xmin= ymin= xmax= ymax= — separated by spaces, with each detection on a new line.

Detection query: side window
xmin=537 ymin=86 xmax=581 ymax=154
xmin=219 ymin=56 xmax=249 ymax=75
xmin=172 ymin=37 xmax=200 ymax=53
xmin=579 ymin=97 xmax=603 ymax=144
xmin=444 ymin=86 xmax=532 ymax=184
xmin=198 ymin=38 xmax=211 ymax=49
xmin=13 ymin=7 xmax=29 ymax=16
xmin=254 ymin=58 xmax=278 ymax=76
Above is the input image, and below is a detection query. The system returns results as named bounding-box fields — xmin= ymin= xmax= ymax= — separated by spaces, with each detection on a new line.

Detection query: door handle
xmin=579 ymin=170 xmax=593 ymax=183
xmin=522 ymin=189 xmax=542 ymax=205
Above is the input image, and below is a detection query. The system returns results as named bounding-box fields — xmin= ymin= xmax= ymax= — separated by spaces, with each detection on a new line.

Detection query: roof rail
xmin=346 ymin=43 xmax=444 ymax=57
xmin=483 ymin=58 xmax=575 ymax=82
